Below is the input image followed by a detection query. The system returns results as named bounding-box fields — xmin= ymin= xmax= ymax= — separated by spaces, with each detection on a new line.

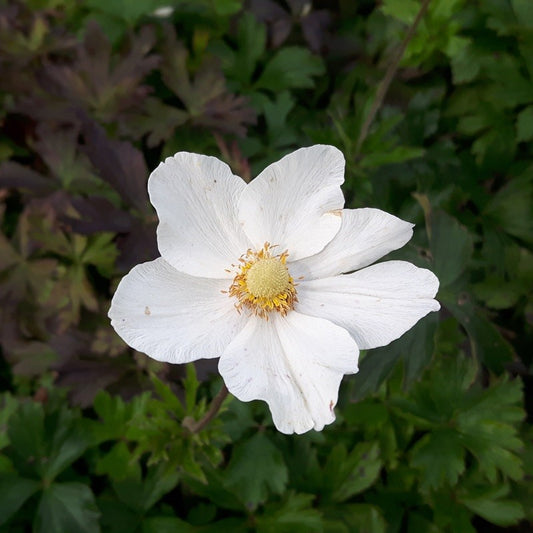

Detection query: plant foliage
xmin=0 ymin=0 xmax=531 ymax=531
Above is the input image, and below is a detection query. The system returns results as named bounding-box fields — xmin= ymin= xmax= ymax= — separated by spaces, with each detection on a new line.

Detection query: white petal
xmin=219 ymin=312 xmax=359 ymax=434
xmin=297 ymin=261 xmax=440 ymax=350
xmin=109 ymin=258 xmax=245 ymax=363
xmin=290 ymin=208 xmax=414 ymax=279
xmin=238 ymin=145 xmax=345 ymax=261
xmin=148 ymin=152 xmax=250 ymax=278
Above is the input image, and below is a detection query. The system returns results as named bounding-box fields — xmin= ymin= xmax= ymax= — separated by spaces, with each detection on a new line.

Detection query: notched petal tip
xmin=219 ymin=312 xmax=359 ymax=435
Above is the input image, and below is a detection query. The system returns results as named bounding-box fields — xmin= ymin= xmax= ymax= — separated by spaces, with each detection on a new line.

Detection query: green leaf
xmin=151 ymin=374 xmax=185 ymax=419
xmin=443 ymin=292 xmax=515 ymax=373
xmin=225 ymin=432 xmax=288 ymax=509
xmin=350 ymin=348 xmax=399 ymax=401
xmin=0 ymin=475 xmax=40 ymax=526
xmin=183 ymin=363 xmax=199 ymax=414
xmin=451 ymin=41 xmax=481 ymax=84
xmin=95 ymin=441 xmax=140 ymax=481
xmin=142 ymin=516 xmax=195 ymax=533
xmin=6 ymin=401 xmax=46 ymax=477
xmin=350 ymin=313 xmax=437 ymax=400
xmin=484 ymin=172 xmax=533 ymax=244
xmin=432 ymin=489 xmax=477 ymax=533
xmin=516 ymin=105 xmax=533 ymax=142
xmin=256 ymin=493 xmax=323 ymax=533
xmin=7 ymin=401 xmax=89 ymax=482
xmin=392 ymin=355 xmax=477 ymax=425
xmin=460 ymin=485 xmax=525 ymax=526
xmin=213 ymin=0 xmax=243 ymax=16
xmin=360 ymin=146 xmax=425 ymax=168
xmin=456 ymin=380 xmax=524 ymax=482
xmin=217 ymin=12 xmax=266 ymax=87
xmin=401 ymin=313 xmax=438 ymax=384
xmin=0 ymin=393 xmax=18 ymax=449
xmin=35 ymin=482 xmax=100 ymax=533
xmin=112 ymin=463 xmax=180 ymax=513
xmin=429 ymin=210 xmax=473 ymax=287
xmin=511 ymin=0 xmax=533 ymax=27
xmin=255 ymin=47 xmax=324 ymax=92
xmin=85 ymin=0 xmax=160 ymax=24
xmin=91 ymin=390 xmax=151 ymax=443
xmin=322 ymin=442 xmax=382 ymax=503
xmin=261 ymin=91 xmax=298 ymax=147
xmin=381 ymin=0 xmax=420 ymax=23
xmin=411 ymin=429 xmax=465 ymax=490
xmin=328 ymin=503 xmax=387 ymax=533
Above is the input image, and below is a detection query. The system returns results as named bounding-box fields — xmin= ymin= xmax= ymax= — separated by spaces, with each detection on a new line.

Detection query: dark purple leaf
xmin=249 ymin=0 xmax=293 ymax=48
xmin=301 ymin=10 xmax=332 ymax=54
xmin=55 ymin=358 xmax=130 ymax=407
xmin=0 ymin=161 xmax=54 ymax=195
xmin=116 ymin=217 xmax=158 ymax=271
xmin=17 ymin=21 xmax=159 ymax=126
xmin=80 ymin=118 xmax=150 ymax=213
xmin=59 ymin=196 xmax=133 ymax=235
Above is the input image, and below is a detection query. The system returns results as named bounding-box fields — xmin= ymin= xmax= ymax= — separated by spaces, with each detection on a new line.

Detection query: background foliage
xmin=0 ymin=0 xmax=532 ymax=531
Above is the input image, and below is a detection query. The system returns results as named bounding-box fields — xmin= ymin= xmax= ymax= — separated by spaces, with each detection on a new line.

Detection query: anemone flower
xmin=109 ymin=145 xmax=440 ymax=434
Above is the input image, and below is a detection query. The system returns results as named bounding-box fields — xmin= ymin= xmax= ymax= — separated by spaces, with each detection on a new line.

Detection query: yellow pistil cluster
xmin=228 ymin=243 xmax=297 ymax=319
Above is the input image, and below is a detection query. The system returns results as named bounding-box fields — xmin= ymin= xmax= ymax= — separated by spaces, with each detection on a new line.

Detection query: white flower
xmin=151 ymin=6 xmax=174 ymax=18
xmin=109 ymin=145 xmax=440 ymax=434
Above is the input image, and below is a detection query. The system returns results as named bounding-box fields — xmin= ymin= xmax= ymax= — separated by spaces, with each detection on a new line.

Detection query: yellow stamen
xmin=228 ymin=243 xmax=298 ymax=319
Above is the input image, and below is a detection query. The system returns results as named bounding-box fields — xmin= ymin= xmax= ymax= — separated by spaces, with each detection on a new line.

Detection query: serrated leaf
xmin=95 ymin=441 xmax=140 ymax=481
xmin=34 ymin=482 xmax=100 ymax=533
xmin=255 ymin=47 xmax=324 ymax=92
xmin=7 ymin=401 xmax=90 ymax=482
xmin=411 ymin=429 xmax=465 ymax=490
xmin=329 ymin=503 xmax=387 ymax=533
xmin=460 ymin=485 xmax=525 ymax=526
xmin=256 ymin=493 xmax=322 ymax=533
xmin=91 ymin=390 xmax=151 ymax=443
xmin=225 ymin=432 xmax=288 ymax=509
xmin=0 ymin=475 xmax=41 ymax=526
xmin=112 ymin=463 xmax=179 ymax=513
xmin=150 ymin=374 xmax=184 ymax=418
xmin=451 ymin=41 xmax=481 ymax=84
xmin=229 ymin=12 xmax=266 ymax=85
xmin=322 ymin=442 xmax=382 ymax=503
xmin=457 ymin=380 xmax=524 ymax=482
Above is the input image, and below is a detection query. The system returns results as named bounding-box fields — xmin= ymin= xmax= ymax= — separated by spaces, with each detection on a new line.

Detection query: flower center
xmin=246 ymin=258 xmax=290 ymax=299
xmin=228 ymin=243 xmax=297 ymax=319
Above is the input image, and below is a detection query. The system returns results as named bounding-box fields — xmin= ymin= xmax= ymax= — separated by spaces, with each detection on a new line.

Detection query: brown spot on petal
xmin=328 ymin=209 xmax=342 ymax=217
xmin=144 ymin=306 xmax=151 ymax=315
